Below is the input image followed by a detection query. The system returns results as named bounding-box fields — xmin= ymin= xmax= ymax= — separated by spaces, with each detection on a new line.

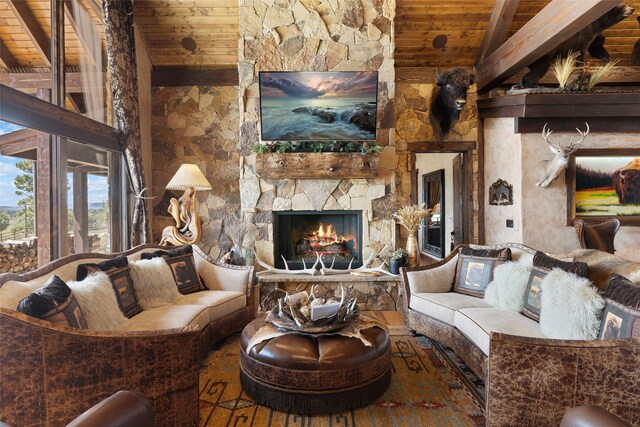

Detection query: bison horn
xmin=435 ymin=67 xmax=440 ymax=82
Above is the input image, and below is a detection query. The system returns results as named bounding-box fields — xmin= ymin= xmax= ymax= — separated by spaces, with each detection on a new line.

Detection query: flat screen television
xmin=259 ymin=71 xmax=378 ymax=141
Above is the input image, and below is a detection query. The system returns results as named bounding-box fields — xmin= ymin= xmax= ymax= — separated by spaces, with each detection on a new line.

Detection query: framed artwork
xmin=567 ymin=149 xmax=640 ymax=225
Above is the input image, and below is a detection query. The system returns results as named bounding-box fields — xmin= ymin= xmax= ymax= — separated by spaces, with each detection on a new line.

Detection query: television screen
xmin=259 ymin=71 xmax=378 ymax=141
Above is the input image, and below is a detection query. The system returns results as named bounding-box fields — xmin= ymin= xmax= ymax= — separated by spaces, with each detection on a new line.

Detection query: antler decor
xmin=255 ymin=247 xmax=398 ymax=276
xmin=536 ymin=122 xmax=589 ymax=188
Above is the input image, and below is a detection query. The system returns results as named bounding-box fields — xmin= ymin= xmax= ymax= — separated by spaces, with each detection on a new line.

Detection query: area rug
xmin=199 ymin=333 xmax=486 ymax=426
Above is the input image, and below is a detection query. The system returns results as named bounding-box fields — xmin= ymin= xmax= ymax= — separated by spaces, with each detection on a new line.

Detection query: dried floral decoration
xmin=393 ymin=204 xmax=432 ymax=232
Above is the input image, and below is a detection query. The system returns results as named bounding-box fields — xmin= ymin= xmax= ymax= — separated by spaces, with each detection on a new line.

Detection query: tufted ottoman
xmin=239 ymin=318 xmax=391 ymax=414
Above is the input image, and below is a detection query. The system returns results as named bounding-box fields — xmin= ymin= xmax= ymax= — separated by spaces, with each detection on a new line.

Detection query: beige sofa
xmin=0 ymin=244 xmax=256 ymax=427
xmin=401 ymin=243 xmax=640 ymax=426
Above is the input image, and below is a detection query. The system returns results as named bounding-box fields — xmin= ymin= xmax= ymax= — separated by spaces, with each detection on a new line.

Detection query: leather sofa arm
xmin=67 ymin=390 xmax=153 ymax=427
xmin=486 ymin=332 xmax=640 ymax=427
xmin=401 ymin=246 xmax=460 ymax=302
xmin=0 ymin=308 xmax=200 ymax=427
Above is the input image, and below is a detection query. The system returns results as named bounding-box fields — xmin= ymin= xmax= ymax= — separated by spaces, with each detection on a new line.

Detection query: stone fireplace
xmin=273 ymin=210 xmax=363 ymax=269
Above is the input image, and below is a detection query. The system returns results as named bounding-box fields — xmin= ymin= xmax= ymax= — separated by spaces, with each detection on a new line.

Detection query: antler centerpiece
xmin=266 ymin=285 xmax=360 ymax=333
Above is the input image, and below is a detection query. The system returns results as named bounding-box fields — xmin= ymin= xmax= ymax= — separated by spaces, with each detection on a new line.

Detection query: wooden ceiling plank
xmin=475 ymin=0 xmax=620 ymax=92
xmin=5 ymin=0 xmax=52 ymax=66
xmin=63 ymin=0 xmax=97 ymax=67
xmin=0 ymin=37 xmax=20 ymax=68
xmin=475 ymin=0 xmax=520 ymax=64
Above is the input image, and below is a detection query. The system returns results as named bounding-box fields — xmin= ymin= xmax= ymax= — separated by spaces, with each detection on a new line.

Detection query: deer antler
xmin=255 ymin=252 xmax=320 ymax=276
xmin=542 ymin=123 xmax=556 ymax=148
xmin=567 ymin=122 xmax=589 ymax=150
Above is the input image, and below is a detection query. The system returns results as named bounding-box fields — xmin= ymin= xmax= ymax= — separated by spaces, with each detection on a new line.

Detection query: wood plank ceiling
xmin=395 ymin=0 xmax=640 ymax=68
xmin=133 ymin=0 xmax=239 ymax=68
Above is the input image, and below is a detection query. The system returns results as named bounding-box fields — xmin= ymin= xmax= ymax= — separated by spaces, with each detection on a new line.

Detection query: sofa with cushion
xmin=0 ymin=244 xmax=255 ymax=427
xmin=401 ymin=243 xmax=640 ymax=427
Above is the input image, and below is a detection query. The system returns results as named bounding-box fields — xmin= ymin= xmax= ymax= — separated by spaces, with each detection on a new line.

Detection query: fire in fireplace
xmin=273 ymin=211 xmax=363 ymax=270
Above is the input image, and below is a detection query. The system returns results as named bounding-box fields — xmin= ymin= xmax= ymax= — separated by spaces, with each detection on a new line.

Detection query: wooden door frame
xmin=408 ymin=140 xmax=483 ymax=246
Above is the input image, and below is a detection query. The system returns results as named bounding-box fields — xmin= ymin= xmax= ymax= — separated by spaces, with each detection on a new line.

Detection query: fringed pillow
xmin=484 ymin=260 xmax=532 ymax=312
xmin=539 ymin=269 xmax=604 ymax=340
xmin=522 ymin=252 xmax=589 ymax=322
xmin=129 ymin=257 xmax=182 ymax=309
xmin=17 ymin=275 xmax=88 ymax=329
xmin=77 ymin=256 xmax=141 ymax=318
xmin=141 ymin=245 xmax=204 ymax=295
xmin=68 ymin=272 xmax=129 ymax=331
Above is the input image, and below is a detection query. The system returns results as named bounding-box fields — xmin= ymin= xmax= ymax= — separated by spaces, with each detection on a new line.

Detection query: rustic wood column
xmin=72 ymin=172 xmax=89 ymax=253
xmin=103 ymin=0 xmax=150 ymax=245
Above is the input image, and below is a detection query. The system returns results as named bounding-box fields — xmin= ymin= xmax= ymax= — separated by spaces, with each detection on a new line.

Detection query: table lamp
xmin=160 ymin=164 xmax=212 ymax=246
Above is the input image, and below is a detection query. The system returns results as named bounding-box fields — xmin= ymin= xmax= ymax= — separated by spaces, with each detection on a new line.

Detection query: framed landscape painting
xmin=567 ymin=149 xmax=640 ymax=225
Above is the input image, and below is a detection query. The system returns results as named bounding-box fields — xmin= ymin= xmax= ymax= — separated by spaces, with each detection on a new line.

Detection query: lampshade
xmin=166 ymin=164 xmax=212 ymax=191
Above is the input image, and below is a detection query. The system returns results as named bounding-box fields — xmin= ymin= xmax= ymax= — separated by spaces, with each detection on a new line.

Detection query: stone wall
xmin=237 ymin=0 xmax=406 ymax=265
xmin=395 ymin=82 xmax=480 ymax=243
xmin=0 ymin=242 xmax=38 ymax=274
xmin=150 ymin=85 xmax=241 ymax=259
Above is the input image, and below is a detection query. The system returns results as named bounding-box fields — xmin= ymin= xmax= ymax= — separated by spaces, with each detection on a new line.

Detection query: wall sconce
xmin=160 ymin=164 xmax=212 ymax=246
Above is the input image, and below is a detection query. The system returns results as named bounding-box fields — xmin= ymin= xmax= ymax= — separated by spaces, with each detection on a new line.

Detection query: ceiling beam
xmin=67 ymin=93 xmax=87 ymax=113
xmin=0 ymin=72 xmax=104 ymax=93
xmin=151 ymin=68 xmax=239 ymax=87
xmin=0 ymin=39 xmax=20 ymax=69
xmin=475 ymin=0 xmax=619 ymax=93
xmin=5 ymin=0 xmax=52 ymax=66
xmin=475 ymin=0 xmax=520 ymax=65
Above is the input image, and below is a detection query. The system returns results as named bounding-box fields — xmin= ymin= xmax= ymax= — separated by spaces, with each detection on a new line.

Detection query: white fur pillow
xmin=67 ymin=272 xmax=129 ymax=331
xmin=540 ymin=268 xmax=605 ymax=340
xmin=129 ymin=258 xmax=181 ymax=309
xmin=484 ymin=261 xmax=532 ymax=312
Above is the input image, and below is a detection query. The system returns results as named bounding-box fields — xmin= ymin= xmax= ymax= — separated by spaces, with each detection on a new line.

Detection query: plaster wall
xmin=483 ymin=118 xmax=523 ymax=245
xmin=521 ymin=131 xmax=640 ymax=261
xmin=416 ymin=152 xmax=457 ymax=257
xmin=484 ymin=117 xmax=640 ymax=262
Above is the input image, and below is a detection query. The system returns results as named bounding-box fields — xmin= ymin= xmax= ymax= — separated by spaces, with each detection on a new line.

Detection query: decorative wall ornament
xmin=489 ymin=179 xmax=513 ymax=206
xmin=537 ymin=122 xmax=589 ymax=188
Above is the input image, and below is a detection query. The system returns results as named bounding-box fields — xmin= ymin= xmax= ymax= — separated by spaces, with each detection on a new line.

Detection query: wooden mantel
xmin=477 ymin=91 xmax=640 ymax=133
xmin=255 ymin=152 xmax=380 ymax=179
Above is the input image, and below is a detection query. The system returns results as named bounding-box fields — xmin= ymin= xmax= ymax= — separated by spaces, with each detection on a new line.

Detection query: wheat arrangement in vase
xmin=393 ymin=204 xmax=432 ymax=232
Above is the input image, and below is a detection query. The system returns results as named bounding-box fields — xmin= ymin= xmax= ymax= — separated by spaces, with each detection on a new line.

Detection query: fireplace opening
xmin=274 ymin=211 xmax=363 ymax=270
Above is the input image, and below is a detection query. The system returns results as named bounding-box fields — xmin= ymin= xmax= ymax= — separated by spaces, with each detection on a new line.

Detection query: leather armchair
xmin=560 ymin=405 xmax=631 ymax=427
xmin=67 ymin=391 xmax=153 ymax=427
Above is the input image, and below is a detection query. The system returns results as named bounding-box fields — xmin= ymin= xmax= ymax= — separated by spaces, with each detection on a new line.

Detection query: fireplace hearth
xmin=274 ymin=211 xmax=363 ymax=270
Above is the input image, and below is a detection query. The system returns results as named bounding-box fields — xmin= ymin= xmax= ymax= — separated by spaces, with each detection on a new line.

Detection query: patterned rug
xmin=199 ymin=333 xmax=485 ymax=426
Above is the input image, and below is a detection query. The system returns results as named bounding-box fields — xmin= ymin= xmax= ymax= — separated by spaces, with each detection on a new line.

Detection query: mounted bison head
xmin=613 ymin=158 xmax=640 ymax=205
xmin=431 ymin=68 xmax=475 ymax=134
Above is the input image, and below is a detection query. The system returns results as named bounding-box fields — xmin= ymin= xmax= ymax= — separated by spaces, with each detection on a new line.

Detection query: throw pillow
xmin=77 ymin=256 xmax=142 ymax=318
xmin=522 ymin=252 xmax=589 ymax=322
xmin=539 ymin=268 xmax=604 ymax=340
xmin=603 ymin=274 xmax=640 ymax=309
xmin=453 ymin=247 xmax=512 ymax=297
xmin=67 ymin=272 xmax=129 ymax=331
xmin=598 ymin=274 xmax=640 ymax=340
xmin=141 ymin=245 xmax=204 ymax=295
xmin=16 ymin=275 xmax=88 ymax=329
xmin=484 ymin=260 xmax=532 ymax=312
xmin=128 ymin=257 xmax=182 ymax=309
xmin=599 ymin=298 xmax=640 ymax=339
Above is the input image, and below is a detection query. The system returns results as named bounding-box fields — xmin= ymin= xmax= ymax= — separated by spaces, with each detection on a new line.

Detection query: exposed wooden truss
xmin=475 ymin=0 xmax=520 ymax=64
xmin=475 ymin=0 xmax=621 ymax=92
xmin=0 ymin=39 xmax=19 ymax=69
xmin=5 ymin=0 xmax=52 ymax=66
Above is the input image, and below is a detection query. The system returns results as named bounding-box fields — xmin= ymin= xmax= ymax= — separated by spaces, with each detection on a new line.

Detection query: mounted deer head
xmin=536 ymin=122 xmax=589 ymax=188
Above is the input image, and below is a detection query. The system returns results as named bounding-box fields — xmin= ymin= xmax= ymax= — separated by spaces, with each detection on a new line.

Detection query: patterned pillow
xmin=141 ymin=245 xmax=204 ymax=295
xmin=453 ymin=247 xmax=512 ymax=297
xmin=522 ymin=252 xmax=589 ymax=321
xmin=17 ymin=275 xmax=88 ymax=329
xmin=77 ymin=256 xmax=142 ymax=318
xmin=599 ymin=274 xmax=640 ymax=340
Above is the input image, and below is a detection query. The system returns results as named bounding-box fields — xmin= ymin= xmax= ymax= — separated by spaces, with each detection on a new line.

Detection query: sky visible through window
xmin=0 ymin=121 xmax=109 ymax=208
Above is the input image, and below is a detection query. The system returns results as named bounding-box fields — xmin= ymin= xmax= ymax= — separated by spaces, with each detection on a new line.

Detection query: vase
xmin=406 ymin=231 xmax=419 ymax=267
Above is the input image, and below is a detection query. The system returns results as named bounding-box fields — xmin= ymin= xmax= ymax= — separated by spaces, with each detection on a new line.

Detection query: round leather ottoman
xmin=240 ymin=318 xmax=391 ymax=414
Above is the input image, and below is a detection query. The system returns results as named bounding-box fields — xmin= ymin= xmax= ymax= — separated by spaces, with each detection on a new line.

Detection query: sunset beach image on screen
xmin=259 ymin=71 xmax=378 ymax=141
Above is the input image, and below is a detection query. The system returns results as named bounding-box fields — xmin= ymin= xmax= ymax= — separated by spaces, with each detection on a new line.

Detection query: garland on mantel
xmin=251 ymin=140 xmax=382 ymax=155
